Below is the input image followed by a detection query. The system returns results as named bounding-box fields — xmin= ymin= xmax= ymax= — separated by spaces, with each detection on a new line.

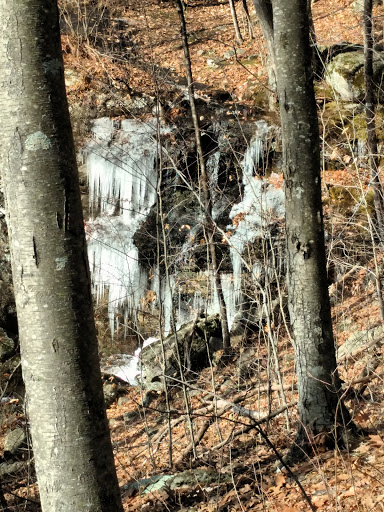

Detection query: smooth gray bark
xmin=252 ymin=0 xmax=317 ymax=92
xmin=273 ymin=0 xmax=352 ymax=451
xmin=251 ymin=0 xmax=277 ymax=92
xmin=0 ymin=1 xmax=123 ymax=510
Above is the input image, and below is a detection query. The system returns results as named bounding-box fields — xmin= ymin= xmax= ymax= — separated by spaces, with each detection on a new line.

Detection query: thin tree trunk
xmin=0 ymin=1 xmax=123 ymax=510
xmin=175 ymin=0 xmax=231 ymax=351
xmin=242 ymin=0 xmax=254 ymax=39
xmin=364 ymin=0 xmax=384 ymax=237
xmin=273 ymin=0 xmax=354 ymax=457
xmin=229 ymin=0 xmax=244 ymax=44
xmin=251 ymin=0 xmax=277 ymax=96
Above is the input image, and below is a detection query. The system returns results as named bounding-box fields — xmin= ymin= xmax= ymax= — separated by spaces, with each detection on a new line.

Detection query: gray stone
xmin=352 ymin=0 xmax=382 ymax=12
xmin=124 ymin=410 xmax=140 ymax=422
xmin=206 ymin=58 xmax=221 ymax=69
xmin=223 ymin=49 xmax=245 ymax=59
xmin=103 ymin=382 xmax=120 ymax=407
xmin=337 ymin=324 xmax=384 ymax=360
xmin=4 ymin=427 xmax=27 ymax=458
xmin=0 ymin=328 xmax=14 ymax=360
xmin=64 ymin=68 xmax=82 ymax=88
xmin=122 ymin=469 xmax=231 ymax=497
xmin=325 ymin=51 xmax=384 ymax=101
xmin=139 ymin=315 xmax=222 ymax=391
xmin=0 ymin=460 xmax=25 ymax=477
xmin=117 ymin=396 xmax=130 ymax=406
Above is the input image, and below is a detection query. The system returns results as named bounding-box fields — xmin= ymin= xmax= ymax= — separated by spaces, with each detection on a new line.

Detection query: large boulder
xmin=139 ymin=314 xmax=223 ymax=391
xmin=325 ymin=51 xmax=384 ymax=101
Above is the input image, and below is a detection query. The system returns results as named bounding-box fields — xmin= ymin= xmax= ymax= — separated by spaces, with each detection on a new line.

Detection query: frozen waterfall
xmin=86 ymin=118 xmax=162 ymax=335
xmin=228 ymin=120 xmax=285 ymax=303
xmin=85 ymin=117 xmax=283 ymax=340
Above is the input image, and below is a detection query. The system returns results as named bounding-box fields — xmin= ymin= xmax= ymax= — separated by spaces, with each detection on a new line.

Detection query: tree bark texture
xmin=0 ymin=2 xmax=123 ymax=510
xmin=251 ymin=0 xmax=277 ymax=92
xmin=273 ymin=0 xmax=352 ymax=445
xmin=176 ymin=0 xmax=231 ymax=350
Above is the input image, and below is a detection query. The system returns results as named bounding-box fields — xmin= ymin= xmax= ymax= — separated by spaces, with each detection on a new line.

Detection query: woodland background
xmin=2 ymin=0 xmax=384 ymax=510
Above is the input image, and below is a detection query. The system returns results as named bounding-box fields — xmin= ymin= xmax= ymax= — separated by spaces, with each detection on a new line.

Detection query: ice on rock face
xmin=155 ymin=271 xmax=237 ymax=336
xmin=86 ymin=118 xmax=162 ymax=336
xmin=229 ymin=121 xmax=284 ymax=302
xmin=88 ymin=118 xmax=158 ymax=221
xmin=86 ymin=116 xmax=281 ymax=340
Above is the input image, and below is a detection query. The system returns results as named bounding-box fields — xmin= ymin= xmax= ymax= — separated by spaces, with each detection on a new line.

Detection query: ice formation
xmin=85 ymin=116 xmax=282 ymax=341
xmin=228 ymin=120 xmax=285 ymax=302
xmin=87 ymin=118 xmax=163 ymax=336
xmin=102 ymin=337 xmax=158 ymax=385
xmin=153 ymin=270 xmax=237 ymax=336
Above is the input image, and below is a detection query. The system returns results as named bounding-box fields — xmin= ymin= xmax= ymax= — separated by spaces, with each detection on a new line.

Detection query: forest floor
xmin=97 ymin=2 xmax=384 ymax=510
xmin=3 ymin=0 xmax=384 ymax=511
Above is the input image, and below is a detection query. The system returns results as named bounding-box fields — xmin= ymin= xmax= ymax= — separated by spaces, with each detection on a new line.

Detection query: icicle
xmin=86 ymin=118 xmax=166 ymax=337
xmin=228 ymin=121 xmax=284 ymax=304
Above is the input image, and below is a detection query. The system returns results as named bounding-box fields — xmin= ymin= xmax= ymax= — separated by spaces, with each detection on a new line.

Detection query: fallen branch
xmin=337 ymin=329 xmax=384 ymax=364
xmin=205 ymin=402 xmax=296 ymax=453
xmin=232 ymin=401 xmax=296 ymax=423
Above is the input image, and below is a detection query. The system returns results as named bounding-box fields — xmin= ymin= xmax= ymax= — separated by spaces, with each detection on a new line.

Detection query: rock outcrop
xmin=325 ymin=50 xmax=384 ymax=101
xmin=139 ymin=314 xmax=223 ymax=391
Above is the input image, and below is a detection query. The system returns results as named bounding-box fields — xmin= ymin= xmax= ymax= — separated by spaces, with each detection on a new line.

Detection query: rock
xmin=230 ymin=296 xmax=284 ymax=336
xmin=122 ymin=468 xmax=231 ymax=497
xmin=325 ymin=51 xmax=384 ymax=101
xmin=124 ymin=410 xmax=140 ymax=422
xmin=223 ymin=48 xmax=245 ymax=59
xmin=352 ymin=0 xmax=382 ymax=12
xmin=64 ymin=68 xmax=82 ymax=88
xmin=237 ymin=347 xmax=259 ymax=379
xmin=0 ymin=352 xmax=23 ymax=400
xmin=139 ymin=314 xmax=222 ymax=391
xmin=0 ymin=191 xmax=17 ymax=334
xmin=206 ymin=58 xmax=221 ymax=69
xmin=337 ymin=324 xmax=384 ymax=360
xmin=103 ymin=382 xmax=122 ymax=408
xmin=4 ymin=427 xmax=27 ymax=459
xmin=117 ymin=396 xmax=131 ymax=406
xmin=0 ymin=460 xmax=25 ymax=477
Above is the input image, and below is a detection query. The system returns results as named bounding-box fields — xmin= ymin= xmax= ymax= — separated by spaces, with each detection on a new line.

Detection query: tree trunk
xmin=0 ymin=1 xmax=123 ymax=510
xmin=364 ymin=0 xmax=384 ymax=237
xmin=175 ymin=0 xmax=231 ymax=351
xmin=229 ymin=0 xmax=244 ymax=44
xmin=251 ymin=0 xmax=277 ymax=94
xmin=273 ymin=0 xmax=353 ymax=455
xmin=241 ymin=0 xmax=254 ymax=39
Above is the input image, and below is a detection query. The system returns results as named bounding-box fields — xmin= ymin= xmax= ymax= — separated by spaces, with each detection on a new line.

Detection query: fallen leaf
xmin=369 ymin=434 xmax=384 ymax=447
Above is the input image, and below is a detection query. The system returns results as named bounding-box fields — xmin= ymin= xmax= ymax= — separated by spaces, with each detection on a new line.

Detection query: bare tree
xmin=229 ymin=0 xmax=244 ymax=44
xmin=175 ymin=0 xmax=231 ymax=351
xmin=251 ymin=0 xmax=276 ymax=92
xmin=0 ymin=1 xmax=123 ymax=510
xmin=363 ymin=0 xmax=384 ymax=236
xmin=273 ymin=0 xmax=354 ymax=457
xmin=251 ymin=0 xmax=317 ymax=93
